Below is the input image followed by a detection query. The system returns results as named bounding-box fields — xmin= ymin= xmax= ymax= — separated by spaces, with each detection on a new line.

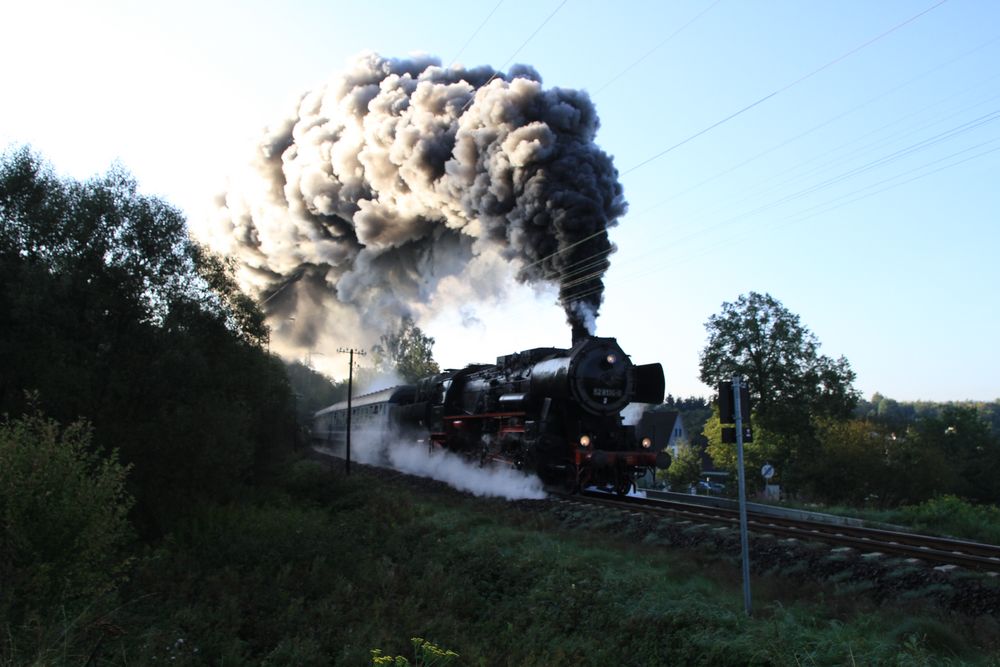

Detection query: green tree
xmin=0 ymin=411 xmax=133 ymax=620
xmin=703 ymin=405 xmax=780 ymax=486
xmin=699 ymin=292 xmax=859 ymax=425
xmin=665 ymin=439 xmax=703 ymax=489
xmin=285 ymin=360 xmax=347 ymax=428
xmin=804 ymin=419 xmax=894 ymax=505
xmin=371 ymin=316 xmax=441 ymax=383
xmin=908 ymin=406 xmax=999 ymax=503
xmin=0 ymin=147 xmax=297 ymax=532
xmin=699 ymin=292 xmax=859 ymax=493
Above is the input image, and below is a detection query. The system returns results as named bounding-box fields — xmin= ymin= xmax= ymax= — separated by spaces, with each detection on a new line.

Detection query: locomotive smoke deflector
xmin=632 ymin=362 xmax=666 ymax=404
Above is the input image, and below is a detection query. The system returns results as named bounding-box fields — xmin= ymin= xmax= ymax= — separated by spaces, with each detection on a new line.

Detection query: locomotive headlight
xmin=579 ymin=435 xmax=591 ymax=447
xmin=606 ymin=354 xmax=617 ymax=365
xmin=641 ymin=437 xmax=652 ymax=449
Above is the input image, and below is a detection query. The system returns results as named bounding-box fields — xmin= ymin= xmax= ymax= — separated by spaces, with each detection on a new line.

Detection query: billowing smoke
xmin=196 ymin=52 xmax=625 ymax=359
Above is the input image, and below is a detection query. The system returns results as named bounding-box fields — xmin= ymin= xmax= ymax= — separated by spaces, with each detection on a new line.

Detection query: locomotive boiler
xmin=313 ymin=335 xmax=671 ymax=494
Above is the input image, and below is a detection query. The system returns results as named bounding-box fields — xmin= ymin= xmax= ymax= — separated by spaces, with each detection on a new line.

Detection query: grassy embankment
xmin=8 ymin=460 xmax=999 ymax=666
xmin=753 ymin=494 xmax=1000 ymax=545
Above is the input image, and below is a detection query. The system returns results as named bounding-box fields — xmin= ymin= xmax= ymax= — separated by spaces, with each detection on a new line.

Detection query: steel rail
xmin=567 ymin=491 xmax=1000 ymax=573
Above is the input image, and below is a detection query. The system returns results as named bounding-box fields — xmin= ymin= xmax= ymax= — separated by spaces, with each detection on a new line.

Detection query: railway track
xmin=310 ymin=444 xmax=1000 ymax=574
xmin=560 ymin=490 xmax=1000 ymax=574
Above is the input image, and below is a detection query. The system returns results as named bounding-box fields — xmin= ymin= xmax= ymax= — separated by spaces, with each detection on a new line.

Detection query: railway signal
xmin=719 ymin=381 xmax=752 ymax=443
xmin=720 ymin=377 xmax=753 ymax=616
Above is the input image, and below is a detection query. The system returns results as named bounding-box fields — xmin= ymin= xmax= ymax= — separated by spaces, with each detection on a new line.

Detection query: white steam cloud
xmin=193 ymin=52 xmax=626 ymax=364
xmin=318 ymin=425 xmax=546 ymax=501
xmin=388 ymin=444 xmax=547 ymax=500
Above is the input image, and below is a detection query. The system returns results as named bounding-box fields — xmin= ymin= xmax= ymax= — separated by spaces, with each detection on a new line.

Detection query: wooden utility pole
xmin=337 ymin=347 xmax=366 ymax=475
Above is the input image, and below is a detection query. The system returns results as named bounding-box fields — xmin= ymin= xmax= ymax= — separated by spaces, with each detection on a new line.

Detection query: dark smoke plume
xmin=197 ymin=52 xmax=626 ymax=358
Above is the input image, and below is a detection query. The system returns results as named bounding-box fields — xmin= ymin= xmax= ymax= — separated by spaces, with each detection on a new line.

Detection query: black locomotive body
xmin=312 ymin=336 xmax=671 ymax=494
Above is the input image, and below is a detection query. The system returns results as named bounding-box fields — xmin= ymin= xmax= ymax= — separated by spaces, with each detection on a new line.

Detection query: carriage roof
xmin=312 ymin=385 xmax=415 ymax=417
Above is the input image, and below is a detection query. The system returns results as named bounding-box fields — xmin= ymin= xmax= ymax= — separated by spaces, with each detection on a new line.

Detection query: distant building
xmin=636 ymin=410 xmax=687 ymax=456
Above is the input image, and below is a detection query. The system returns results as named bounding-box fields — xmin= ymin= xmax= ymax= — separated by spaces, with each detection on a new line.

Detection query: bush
xmin=0 ymin=411 xmax=134 ymax=622
xmin=895 ymin=495 xmax=1000 ymax=544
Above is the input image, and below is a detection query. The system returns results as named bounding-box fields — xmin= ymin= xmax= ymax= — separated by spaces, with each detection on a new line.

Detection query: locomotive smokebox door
xmin=632 ymin=363 xmax=665 ymax=404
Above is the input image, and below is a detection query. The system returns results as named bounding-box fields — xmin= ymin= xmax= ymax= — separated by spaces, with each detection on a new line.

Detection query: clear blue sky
xmin=2 ymin=0 xmax=997 ymax=401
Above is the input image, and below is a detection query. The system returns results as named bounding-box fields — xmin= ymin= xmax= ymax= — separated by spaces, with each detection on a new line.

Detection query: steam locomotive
xmin=312 ymin=336 xmax=671 ymax=494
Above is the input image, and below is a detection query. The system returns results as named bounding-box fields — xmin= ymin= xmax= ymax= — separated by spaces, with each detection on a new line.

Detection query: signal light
xmin=718 ymin=382 xmax=751 ymax=424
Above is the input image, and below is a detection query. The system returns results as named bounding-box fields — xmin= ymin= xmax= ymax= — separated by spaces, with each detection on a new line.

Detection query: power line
xmin=628 ymin=35 xmax=1000 ymax=220
xmin=542 ymin=98 xmax=999 ymax=306
xmin=526 ymin=27 xmax=997 ymax=285
xmin=447 ymin=0 xmax=506 ymax=69
xmin=517 ymin=23 xmax=993 ymax=299
xmin=622 ymin=0 xmax=949 ymax=176
xmin=460 ymin=0 xmax=571 ymax=113
xmin=541 ymin=103 xmax=999 ymax=295
xmin=558 ymin=137 xmax=998 ymax=307
xmin=699 ymin=88 xmax=1000 ymax=228
xmin=606 ymin=76 xmax=1000 ymax=263
xmin=592 ymin=0 xmax=724 ymax=96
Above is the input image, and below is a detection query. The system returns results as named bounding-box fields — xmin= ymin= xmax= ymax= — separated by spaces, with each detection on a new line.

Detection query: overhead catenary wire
xmin=436 ymin=0 xmax=940 ymax=299
xmin=670 ymin=89 xmax=1000 ymax=241
xmin=655 ymin=139 xmax=1000 ymax=288
xmin=741 ymin=84 xmax=1000 ymax=209
xmin=664 ymin=107 xmax=1000 ymax=241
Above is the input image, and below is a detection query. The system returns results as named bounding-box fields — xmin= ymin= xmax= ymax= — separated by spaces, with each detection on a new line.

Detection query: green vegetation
xmin=693 ymin=292 xmax=1000 ymax=512
xmin=0 ymin=147 xmax=298 ymax=534
xmin=285 ymin=359 xmax=347 ymax=424
xmin=892 ymin=495 xmax=1000 ymax=544
xmin=665 ymin=439 xmax=703 ymax=489
xmin=372 ymin=638 xmax=460 ymax=666
xmin=699 ymin=291 xmax=860 ymax=494
xmin=5 ymin=463 xmax=997 ymax=665
xmin=370 ymin=315 xmax=441 ymax=383
xmin=0 ymin=411 xmax=134 ymax=624
xmin=824 ymin=496 xmax=1000 ymax=546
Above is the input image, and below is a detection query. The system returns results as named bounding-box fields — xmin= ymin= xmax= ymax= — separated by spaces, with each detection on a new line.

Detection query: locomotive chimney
xmin=571 ymin=323 xmax=588 ymax=346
